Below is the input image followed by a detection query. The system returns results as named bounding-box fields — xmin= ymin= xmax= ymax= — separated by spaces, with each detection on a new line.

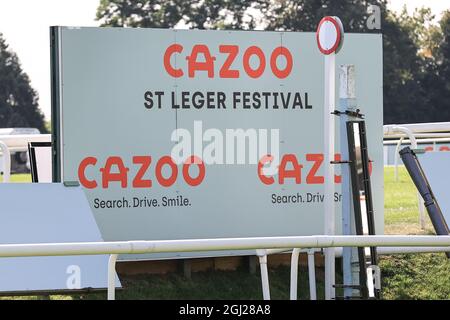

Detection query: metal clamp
xmin=330 ymin=160 xmax=351 ymax=164
xmin=332 ymin=109 xmax=364 ymax=119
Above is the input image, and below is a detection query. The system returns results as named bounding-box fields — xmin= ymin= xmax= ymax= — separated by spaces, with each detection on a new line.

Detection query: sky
xmin=0 ymin=0 xmax=448 ymax=122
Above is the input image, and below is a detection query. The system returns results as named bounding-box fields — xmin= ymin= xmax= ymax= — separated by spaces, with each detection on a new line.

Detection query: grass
xmin=1 ymin=167 xmax=449 ymax=300
xmin=0 ymin=173 xmax=31 ymax=183
xmin=383 ymin=167 xmax=434 ymax=235
xmin=380 ymin=167 xmax=450 ymax=300
xmin=86 ymin=267 xmax=327 ymax=300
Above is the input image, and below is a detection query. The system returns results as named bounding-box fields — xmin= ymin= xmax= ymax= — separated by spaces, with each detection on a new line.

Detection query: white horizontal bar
xmin=384 ymin=138 xmax=450 ymax=145
xmin=384 ymin=133 xmax=450 ymax=139
xmin=261 ymin=246 xmax=450 ymax=258
xmin=0 ymin=134 xmax=51 ymax=149
xmin=334 ymin=246 xmax=450 ymax=256
xmin=384 ymin=122 xmax=450 ymax=134
xmin=0 ymin=235 xmax=449 ymax=258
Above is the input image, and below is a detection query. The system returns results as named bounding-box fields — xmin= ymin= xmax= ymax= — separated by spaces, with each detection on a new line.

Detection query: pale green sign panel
xmin=52 ymin=27 xmax=383 ymax=259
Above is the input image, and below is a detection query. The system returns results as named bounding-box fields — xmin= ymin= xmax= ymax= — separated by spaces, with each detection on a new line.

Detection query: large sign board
xmin=51 ymin=27 xmax=383 ymax=259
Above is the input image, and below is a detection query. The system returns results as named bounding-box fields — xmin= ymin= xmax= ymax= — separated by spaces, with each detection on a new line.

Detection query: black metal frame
xmin=399 ymin=147 xmax=450 ymax=259
xmin=346 ymin=120 xmax=379 ymax=299
xmin=50 ymin=26 xmax=62 ymax=182
xmin=28 ymin=142 xmax=52 ymax=183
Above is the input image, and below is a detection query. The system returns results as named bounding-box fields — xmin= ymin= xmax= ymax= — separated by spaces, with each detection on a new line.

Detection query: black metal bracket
xmin=332 ymin=109 xmax=365 ymax=119
xmin=333 ymin=284 xmax=363 ymax=289
xmin=330 ymin=160 xmax=351 ymax=164
xmin=63 ymin=181 xmax=80 ymax=187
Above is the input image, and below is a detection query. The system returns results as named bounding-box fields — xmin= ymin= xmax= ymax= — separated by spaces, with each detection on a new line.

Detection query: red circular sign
xmin=316 ymin=16 xmax=342 ymax=55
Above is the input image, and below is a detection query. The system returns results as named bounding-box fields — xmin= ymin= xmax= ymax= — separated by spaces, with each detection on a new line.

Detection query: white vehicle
xmin=0 ymin=128 xmax=41 ymax=173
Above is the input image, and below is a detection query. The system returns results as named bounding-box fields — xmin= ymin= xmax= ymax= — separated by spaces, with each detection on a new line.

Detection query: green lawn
xmin=0 ymin=173 xmax=31 ymax=183
xmin=383 ymin=167 xmax=434 ymax=235
xmin=1 ymin=167 xmax=449 ymax=300
xmin=380 ymin=167 xmax=450 ymax=300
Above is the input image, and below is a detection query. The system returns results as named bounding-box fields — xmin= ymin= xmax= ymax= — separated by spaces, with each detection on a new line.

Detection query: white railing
xmin=259 ymin=245 xmax=450 ymax=301
xmin=0 ymin=134 xmax=51 ymax=153
xmin=0 ymin=141 xmax=11 ymax=182
xmin=0 ymin=235 xmax=449 ymax=300
xmin=383 ymin=123 xmax=450 ymax=229
xmin=385 ymin=122 xmax=450 ymax=134
xmin=383 ymin=125 xmax=418 ymax=181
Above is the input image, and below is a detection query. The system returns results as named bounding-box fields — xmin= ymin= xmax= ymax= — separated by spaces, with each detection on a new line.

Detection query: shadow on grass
xmin=69 ymin=266 xmax=326 ymax=300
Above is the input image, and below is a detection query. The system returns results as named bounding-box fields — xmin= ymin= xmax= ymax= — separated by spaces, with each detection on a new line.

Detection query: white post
xmin=289 ymin=248 xmax=301 ymax=300
xmin=0 ymin=141 xmax=11 ymax=182
xmin=339 ymin=65 xmax=359 ymax=298
xmin=385 ymin=125 xmax=424 ymax=229
xmin=323 ymin=47 xmax=336 ymax=301
xmin=107 ymin=254 xmax=118 ymax=300
xmin=258 ymin=253 xmax=270 ymax=300
xmin=307 ymin=249 xmax=317 ymax=300
xmin=394 ymin=137 xmax=403 ymax=182
xmin=317 ymin=16 xmax=343 ymax=300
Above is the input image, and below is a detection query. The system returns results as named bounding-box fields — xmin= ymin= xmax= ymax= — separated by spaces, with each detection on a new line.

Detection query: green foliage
xmin=395 ymin=7 xmax=436 ymax=52
xmin=0 ymin=173 xmax=31 ymax=183
xmin=382 ymin=11 xmax=425 ymax=124
xmin=381 ymin=167 xmax=449 ymax=300
xmin=384 ymin=167 xmax=419 ymax=225
xmin=380 ymin=253 xmax=450 ymax=300
xmin=96 ymin=0 xmax=383 ymax=31
xmin=262 ymin=0 xmax=382 ymax=32
xmin=96 ymin=0 xmax=258 ymax=29
xmin=0 ymin=34 xmax=47 ymax=133
xmin=382 ymin=8 xmax=450 ymax=124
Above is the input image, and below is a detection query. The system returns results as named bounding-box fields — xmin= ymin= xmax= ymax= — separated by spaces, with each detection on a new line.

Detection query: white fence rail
xmin=383 ymin=122 xmax=450 ymax=229
xmin=0 ymin=235 xmax=449 ymax=300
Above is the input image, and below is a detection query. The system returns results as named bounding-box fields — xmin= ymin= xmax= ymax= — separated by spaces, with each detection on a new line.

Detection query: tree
xmin=258 ymin=1 xmax=434 ymax=124
xmin=419 ymin=11 xmax=450 ymax=123
xmin=382 ymin=8 xmax=429 ymax=124
xmin=0 ymin=34 xmax=47 ymax=132
xmin=96 ymin=0 xmax=259 ymax=29
xmin=96 ymin=0 xmax=380 ymax=31
xmin=256 ymin=1 xmax=423 ymax=124
xmin=385 ymin=9 xmax=450 ymax=123
xmin=261 ymin=0 xmax=377 ymax=32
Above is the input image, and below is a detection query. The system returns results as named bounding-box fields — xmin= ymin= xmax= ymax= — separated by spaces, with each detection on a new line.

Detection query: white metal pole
xmin=258 ymin=254 xmax=270 ymax=300
xmin=330 ymin=245 xmax=450 ymax=257
xmin=323 ymin=49 xmax=336 ymax=301
xmin=394 ymin=137 xmax=403 ymax=182
xmin=0 ymin=236 xmax=449 ymax=258
xmin=418 ymin=195 xmax=426 ymax=229
xmin=289 ymin=248 xmax=300 ymax=300
xmin=339 ymin=64 xmax=359 ymax=298
xmin=383 ymin=126 xmax=418 ymax=147
xmin=107 ymin=254 xmax=118 ymax=300
xmin=385 ymin=126 xmax=424 ymax=229
xmin=0 ymin=141 xmax=11 ymax=182
xmin=307 ymin=249 xmax=317 ymax=300
xmin=384 ymin=122 xmax=450 ymax=135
